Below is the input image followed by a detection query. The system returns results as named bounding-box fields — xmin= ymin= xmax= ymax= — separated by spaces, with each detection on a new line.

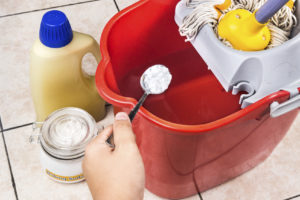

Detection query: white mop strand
xmin=179 ymin=0 xmax=298 ymax=49
xmin=179 ymin=0 xmax=224 ymax=41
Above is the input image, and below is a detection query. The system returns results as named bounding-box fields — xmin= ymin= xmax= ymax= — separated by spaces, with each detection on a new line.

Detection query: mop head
xmin=179 ymin=0 xmax=297 ymax=49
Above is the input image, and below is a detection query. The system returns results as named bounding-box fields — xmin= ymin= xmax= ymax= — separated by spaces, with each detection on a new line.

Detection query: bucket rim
xmin=95 ymin=0 xmax=292 ymax=134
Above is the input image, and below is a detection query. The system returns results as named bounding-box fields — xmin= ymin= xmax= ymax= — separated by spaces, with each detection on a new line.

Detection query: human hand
xmin=83 ymin=112 xmax=145 ymax=200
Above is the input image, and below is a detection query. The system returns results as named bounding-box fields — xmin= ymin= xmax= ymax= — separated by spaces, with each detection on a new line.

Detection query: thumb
xmin=113 ymin=112 xmax=136 ymax=147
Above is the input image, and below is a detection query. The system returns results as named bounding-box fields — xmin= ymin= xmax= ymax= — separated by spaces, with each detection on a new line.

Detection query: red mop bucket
xmin=95 ymin=0 xmax=299 ymax=198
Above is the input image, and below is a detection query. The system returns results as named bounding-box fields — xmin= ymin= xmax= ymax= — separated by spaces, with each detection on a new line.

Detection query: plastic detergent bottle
xmin=30 ymin=10 xmax=106 ymax=122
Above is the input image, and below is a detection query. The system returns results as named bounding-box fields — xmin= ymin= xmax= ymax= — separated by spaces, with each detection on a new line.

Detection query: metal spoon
xmin=106 ymin=64 xmax=172 ymax=147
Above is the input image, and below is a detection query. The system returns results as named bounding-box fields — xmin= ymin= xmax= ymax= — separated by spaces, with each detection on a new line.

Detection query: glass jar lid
xmin=40 ymin=107 xmax=97 ymax=160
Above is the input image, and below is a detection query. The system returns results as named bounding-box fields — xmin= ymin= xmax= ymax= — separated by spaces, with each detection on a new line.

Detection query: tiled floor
xmin=0 ymin=0 xmax=300 ymax=200
xmin=0 ymin=119 xmax=15 ymax=200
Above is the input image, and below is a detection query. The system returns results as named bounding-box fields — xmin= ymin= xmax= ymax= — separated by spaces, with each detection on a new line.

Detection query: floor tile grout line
xmin=0 ymin=117 xmax=19 ymax=200
xmin=193 ymin=170 xmax=203 ymax=200
xmin=3 ymin=123 xmax=34 ymax=132
xmin=0 ymin=0 xmax=101 ymax=18
xmin=113 ymin=0 xmax=120 ymax=12
xmin=284 ymin=194 xmax=300 ymax=200
xmin=2 ymin=106 xmax=112 ymax=132
xmin=4 ymin=0 xmax=296 ymax=199
xmin=3 ymin=105 xmax=112 ymax=132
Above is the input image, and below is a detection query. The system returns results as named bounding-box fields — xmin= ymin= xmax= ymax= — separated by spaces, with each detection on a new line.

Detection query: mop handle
xmin=255 ymin=0 xmax=290 ymax=24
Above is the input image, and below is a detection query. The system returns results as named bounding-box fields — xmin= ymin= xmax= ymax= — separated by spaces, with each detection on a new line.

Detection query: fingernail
xmin=115 ymin=112 xmax=129 ymax=121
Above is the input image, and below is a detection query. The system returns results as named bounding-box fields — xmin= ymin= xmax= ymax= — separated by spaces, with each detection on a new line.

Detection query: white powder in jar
xmin=51 ymin=117 xmax=88 ymax=148
xmin=142 ymin=65 xmax=172 ymax=94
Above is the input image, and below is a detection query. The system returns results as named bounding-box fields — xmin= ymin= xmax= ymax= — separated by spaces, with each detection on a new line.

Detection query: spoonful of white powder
xmin=106 ymin=64 xmax=172 ymax=148
xmin=128 ymin=64 xmax=172 ymax=120
xmin=141 ymin=64 xmax=172 ymax=95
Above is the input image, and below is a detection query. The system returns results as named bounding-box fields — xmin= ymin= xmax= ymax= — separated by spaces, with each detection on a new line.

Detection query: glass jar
xmin=38 ymin=107 xmax=98 ymax=183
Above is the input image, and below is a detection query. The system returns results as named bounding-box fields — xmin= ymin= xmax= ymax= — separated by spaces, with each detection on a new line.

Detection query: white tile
xmin=0 ymin=0 xmax=117 ymax=198
xmin=0 ymin=0 xmax=97 ymax=17
xmin=4 ymin=125 xmax=92 ymax=200
xmin=2 ymin=0 xmax=300 ymax=199
xmin=4 ymin=106 xmax=113 ymax=199
xmin=0 ymin=128 xmax=15 ymax=200
xmin=0 ymin=0 xmax=117 ymax=128
xmin=116 ymin=0 xmax=139 ymax=10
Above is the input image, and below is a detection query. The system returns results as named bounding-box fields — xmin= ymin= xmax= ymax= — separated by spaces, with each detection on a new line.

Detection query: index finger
xmin=89 ymin=125 xmax=113 ymax=147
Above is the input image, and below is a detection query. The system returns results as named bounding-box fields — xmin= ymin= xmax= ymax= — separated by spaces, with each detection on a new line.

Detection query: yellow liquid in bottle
xmin=30 ymin=32 xmax=106 ymax=122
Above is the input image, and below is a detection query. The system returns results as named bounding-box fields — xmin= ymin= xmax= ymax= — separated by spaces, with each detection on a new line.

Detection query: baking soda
xmin=39 ymin=108 xmax=97 ymax=183
xmin=143 ymin=65 xmax=172 ymax=94
xmin=51 ymin=117 xmax=87 ymax=147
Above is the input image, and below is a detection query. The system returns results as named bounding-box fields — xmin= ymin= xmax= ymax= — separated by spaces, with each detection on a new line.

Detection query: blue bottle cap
xmin=39 ymin=10 xmax=73 ymax=48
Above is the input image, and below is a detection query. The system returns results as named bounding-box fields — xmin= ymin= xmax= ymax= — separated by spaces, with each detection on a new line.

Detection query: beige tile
xmin=0 ymin=129 xmax=15 ymax=199
xmin=0 ymin=0 xmax=97 ymax=17
xmin=0 ymin=0 xmax=116 ymax=197
xmin=4 ymin=126 xmax=92 ymax=200
xmin=116 ymin=0 xmax=139 ymax=10
xmin=2 ymin=0 xmax=300 ymax=199
xmin=0 ymin=0 xmax=117 ymax=128
xmin=4 ymin=106 xmax=113 ymax=200
xmin=202 ymin=114 xmax=300 ymax=200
